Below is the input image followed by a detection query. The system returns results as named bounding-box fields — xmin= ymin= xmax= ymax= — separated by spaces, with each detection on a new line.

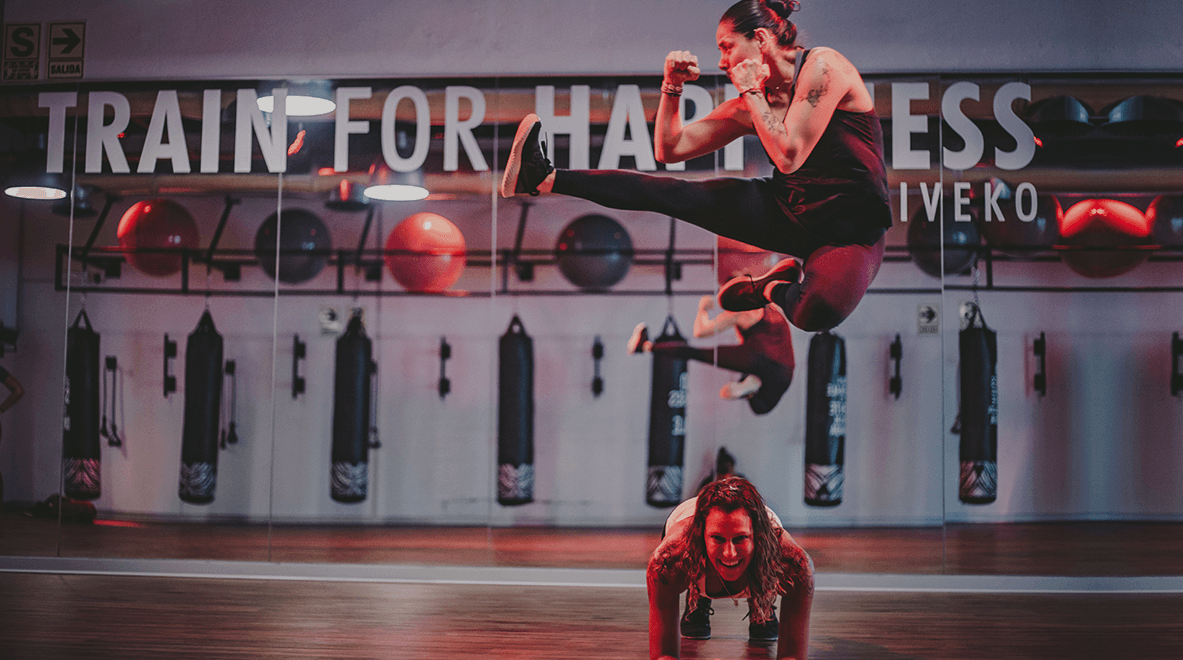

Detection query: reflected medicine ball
xmin=906 ymin=200 xmax=981 ymax=278
xmin=717 ymin=236 xmax=776 ymax=286
xmin=117 ymin=199 xmax=200 ymax=277
xmin=254 ymin=208 xmax=332 ymax=284
xmin=1058 ymin=199 xmax=1152 ymax=278
xmin=979 ymin=193 xmax=1063 ymax=260
xmin=555 ymin=214 xmax=633 ymax=290
xmin=384 ymin=212 xmax=467 ymax=293
xmin=1148 ymin=195 xmax=1183 ymax=247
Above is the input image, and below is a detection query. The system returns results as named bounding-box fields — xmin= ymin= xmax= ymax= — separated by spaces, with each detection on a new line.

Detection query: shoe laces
xmin=684 ymin=603 xmax=713 ymax=622
xmin=743 ymin=605 xmax=776 ymax=623
xmin=525 ymin=130 xmax=551 ymax=197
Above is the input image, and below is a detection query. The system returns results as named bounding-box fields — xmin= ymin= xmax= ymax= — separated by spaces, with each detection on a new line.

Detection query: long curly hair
xmin=651 ymin=477 xmax=787 ymax=623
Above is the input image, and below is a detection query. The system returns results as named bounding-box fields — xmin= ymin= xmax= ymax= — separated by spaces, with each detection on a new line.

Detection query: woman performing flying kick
xmin=501 ymin=0 xmax=892 ymax=333
xmin=629 ymin=294 xmax=794 ymax=415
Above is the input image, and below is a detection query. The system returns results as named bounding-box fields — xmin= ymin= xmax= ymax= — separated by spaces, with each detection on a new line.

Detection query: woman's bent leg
xmin=772 ymin=235 xmax=887 ymax=332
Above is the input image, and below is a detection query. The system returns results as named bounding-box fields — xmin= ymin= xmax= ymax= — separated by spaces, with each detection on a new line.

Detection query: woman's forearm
xmin=741 ymin=91 xmax=798 ymax=173
xmin=654 ymin=90 xmax=685 ymax=164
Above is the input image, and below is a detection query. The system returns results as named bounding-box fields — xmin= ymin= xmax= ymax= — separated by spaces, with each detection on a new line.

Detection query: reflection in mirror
xmin=257 ymin=78 xmax=497 ymax=565
xmin=0 ymin=105 xmax=73 ymax=558
xmin=1 ymin=86 xmax=280 ymax=561
xmin=939 ymin=76 xmax=1183 ymax=576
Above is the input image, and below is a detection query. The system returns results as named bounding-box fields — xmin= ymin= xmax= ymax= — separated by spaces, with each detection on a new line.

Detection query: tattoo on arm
xmin=801 ymin=60 xmax=831 ymax=109
xmin=760 ymin=108 xmax=787 ymax=137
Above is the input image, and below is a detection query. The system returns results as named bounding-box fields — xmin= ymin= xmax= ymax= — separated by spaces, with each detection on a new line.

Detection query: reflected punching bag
xmin=958 ymin=304 xmax=997 ymax=504
xmin=63 ymin=309 xmax=101 ymax=500
xmin=646 ymin=316 xmax=689 ymax=508
xmin=331 ymin=310 xmax=375 ymax=503
xmin=804 ymin=331 xmax=846 ymax=507
xmin=498 ymin=315 xmax=534 ymax=505
xmin=179 ymin=310 xmax=224 ymax=504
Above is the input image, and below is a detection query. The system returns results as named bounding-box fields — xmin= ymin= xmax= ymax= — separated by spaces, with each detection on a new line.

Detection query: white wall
xmin=5 ymin=0 xmax=1183 ymax=79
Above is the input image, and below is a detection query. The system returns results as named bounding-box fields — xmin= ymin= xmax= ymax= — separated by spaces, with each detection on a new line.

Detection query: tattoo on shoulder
xmin=801 ymin=60 xmax=831 ymax=109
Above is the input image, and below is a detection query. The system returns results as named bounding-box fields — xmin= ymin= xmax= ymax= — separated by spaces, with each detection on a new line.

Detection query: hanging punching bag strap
xmin=73 ymin=308 xmax=93 ymax=333
xmin=654 ymin=314 xmax=685 ymax=343
xmin=506 ymin=314 xmax=526 ymax=336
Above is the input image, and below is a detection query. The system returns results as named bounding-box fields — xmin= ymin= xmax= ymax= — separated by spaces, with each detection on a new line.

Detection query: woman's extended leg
xmin=551 ymin=170 xmax=808 ymax=255
xmin=502 ymin=114 xmax=816 ymax=256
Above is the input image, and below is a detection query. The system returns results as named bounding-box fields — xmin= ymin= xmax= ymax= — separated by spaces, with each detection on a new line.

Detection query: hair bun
xmin=765 ymin=0 xmax=800 ymax=18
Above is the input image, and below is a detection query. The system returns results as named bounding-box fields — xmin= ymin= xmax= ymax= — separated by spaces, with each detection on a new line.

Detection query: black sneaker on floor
xmin=680 ymin=597 xmax=713 ymax=640
xmin=717 ymin=258 xmax=803 ymax=312
xmin=499 ymin=113 xmax=555 ymax=198
xmin=747 ymin=605 xmax=778 ymax=642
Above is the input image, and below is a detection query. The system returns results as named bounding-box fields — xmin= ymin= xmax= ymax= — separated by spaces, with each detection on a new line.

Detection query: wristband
xmin=661 ymin=81 xmax=684 ymax=96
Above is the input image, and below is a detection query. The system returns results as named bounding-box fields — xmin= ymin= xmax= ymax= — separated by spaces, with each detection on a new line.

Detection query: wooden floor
xmin=1 ymin=572 xmax=1181 ymax=659
xmin=5 ymin=511 xmax=1183 ymax=576
xmin=5 ymin=512 xmax=1183 ymax=658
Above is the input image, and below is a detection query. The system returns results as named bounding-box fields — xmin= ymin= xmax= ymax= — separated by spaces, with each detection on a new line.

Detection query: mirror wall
xmin=937 ymin=75 xmax=1183 ymax=576
xmin=2 ymin=68 xmax=1180 ymax=578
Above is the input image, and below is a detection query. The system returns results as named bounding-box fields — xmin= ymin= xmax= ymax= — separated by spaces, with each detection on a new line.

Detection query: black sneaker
xmin=747 ymin=605 xmax=778 ymax=642
xmin=680 ymin=597 xmax=713 ymax=640
xmin=500 ymin=113 xmax=554 ymax=198
xmin=718 ymin=258 xmax=803 ymax=312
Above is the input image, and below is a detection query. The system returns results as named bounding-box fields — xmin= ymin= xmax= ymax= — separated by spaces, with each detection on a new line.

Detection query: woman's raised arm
xmin=734 ymin=47 xmax=858 ymax=174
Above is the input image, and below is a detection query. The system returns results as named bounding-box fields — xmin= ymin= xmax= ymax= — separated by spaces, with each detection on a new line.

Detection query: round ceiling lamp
xmin=256 ymin=80 xmax=336 ymax=117
xmin=364 ymin=159 xmax=428 ymax=202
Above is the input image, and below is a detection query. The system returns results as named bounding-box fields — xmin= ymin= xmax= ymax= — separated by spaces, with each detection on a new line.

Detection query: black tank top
xmin=768 ymin=49 xmax=893 ymax=239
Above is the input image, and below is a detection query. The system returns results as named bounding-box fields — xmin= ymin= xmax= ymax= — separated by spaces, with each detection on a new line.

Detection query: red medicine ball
xmin=116 ymin=199 xmax=200 ymax=277
xmin=1058 ymin=199 xmax=1152 ymax=278
xmin=384 ymin=212 xmax=467 ymax=293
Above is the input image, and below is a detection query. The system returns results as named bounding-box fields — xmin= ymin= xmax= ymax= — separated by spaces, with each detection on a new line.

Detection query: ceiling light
xmin=257 ymin=94 xmax=336 ymax=117
xmin=364 ymin=160 xmax=428 ymax=202
xmin=4 ymin=163 xmax=68 ymax=200
xmin=256 ymin=80 xmax=336 ymax=117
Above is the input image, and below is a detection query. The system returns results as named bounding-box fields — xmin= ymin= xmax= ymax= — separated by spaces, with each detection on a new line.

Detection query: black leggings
xmin=553 ymin=170 xmax=886 ymax=331
xmin=650 ymin=340 xmax=794 ymax=416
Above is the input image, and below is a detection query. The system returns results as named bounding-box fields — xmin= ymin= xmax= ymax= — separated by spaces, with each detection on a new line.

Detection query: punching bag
xmin=958 ymin=304 xmax=998 ymax=504
xmin=646 ymin=316 xmax=689 ymax=508
xmin=804 ymin=331 xmax=846 ymax=507
xmin=331 ymin=310 xmax=374 ymax=503
xmin=63 ymin=309 xmax=101 ymax=500
xmin=497 ymin=315 xmax=534 ymax=506
xmin=179 ymin=310 xmax=224 ymax=504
